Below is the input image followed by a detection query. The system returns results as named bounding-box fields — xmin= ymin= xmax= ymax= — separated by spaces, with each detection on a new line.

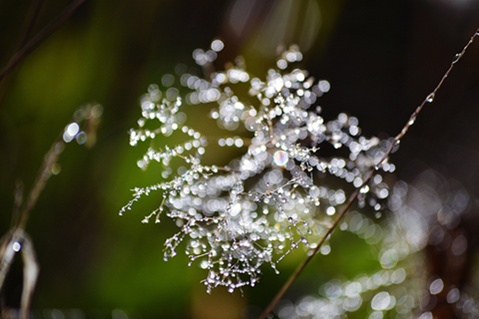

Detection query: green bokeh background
xmin=1 ymin=1 xmax=479 ymax=318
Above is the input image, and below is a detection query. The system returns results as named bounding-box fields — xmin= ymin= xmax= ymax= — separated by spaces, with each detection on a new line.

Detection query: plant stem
xmin=0 ymin=0 xmax=86 ymax=84
xmin=258 ymin=25 xmax=479 ymax=319
xmin=258 ymin=188 xmax=360 ymax=319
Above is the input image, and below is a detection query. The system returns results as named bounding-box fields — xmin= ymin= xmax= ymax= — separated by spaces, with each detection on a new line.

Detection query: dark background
xmin=1 ymin=1 xmax=478 ymax=318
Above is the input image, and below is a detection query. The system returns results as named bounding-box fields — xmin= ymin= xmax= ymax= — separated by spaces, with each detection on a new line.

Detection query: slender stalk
xmin=258 ymin=26 xmax=479 ymax=319
xmin=0 ymin=104 xmax=101 ymax=319
xmin=18 ymin=0 xmax=46 ymax=49
xmin=0 ymin=0 xmax=86 ymax=84
xmin=18 ymin=140 xmax=65 ymax=229
xmin=258 ymin=189 xmax=360 ymax=319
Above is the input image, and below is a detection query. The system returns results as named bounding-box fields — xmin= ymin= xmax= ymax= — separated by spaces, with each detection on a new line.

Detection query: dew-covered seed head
xmin=120 ymin=40 xmax=393 ymax=292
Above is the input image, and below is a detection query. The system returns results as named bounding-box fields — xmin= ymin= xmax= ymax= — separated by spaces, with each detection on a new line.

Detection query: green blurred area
xmin=1 ymin=1 xmax=479 ymax=318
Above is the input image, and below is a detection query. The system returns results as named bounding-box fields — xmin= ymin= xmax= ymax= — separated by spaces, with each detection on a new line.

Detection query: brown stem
xmin=258 ymin=26 xmax=479 ymax=319
xmin=18 ymin=0 xmax=46 ymax=49
xmin=0 ymin=0 xmax=86 ymax=84
xmin=258 ymin=188 xmax=360 ymax=319
xmin=18 ymin=141 xmax=66 ymax=229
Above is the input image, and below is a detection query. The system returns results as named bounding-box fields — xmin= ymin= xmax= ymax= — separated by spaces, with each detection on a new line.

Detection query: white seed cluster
xmin=120 ymin=41 xmax=393 ymax=293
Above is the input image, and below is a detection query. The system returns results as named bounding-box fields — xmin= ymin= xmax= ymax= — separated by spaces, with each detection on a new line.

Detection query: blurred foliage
xmin=1 ymin=1 xmax=479 ymax=318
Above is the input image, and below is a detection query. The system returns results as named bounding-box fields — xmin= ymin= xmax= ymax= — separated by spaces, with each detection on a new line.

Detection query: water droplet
xmin=211 ymin=39 xmax=224 ymax=52
xmin=326 ymin=206 xmax=336 ymax=216
xmin=318 ymin=80 xmax=331 ymax=93
xmin=51 ymin=163 xmax=61 ymax=175
xmin=63 ymin=122 xmax=80 ymax=143
xmin=276 ymin=59 xmax=287 ymax=70
xmin=452 ymin=53 xmax=462 ymax=64
xmin=91 ymin=104 xmax=103 ymax=118
xmin=273 ymin=150 xmax=288 ymax=167
xmin=371 ymin=291 xmax=394 ymax=311
xmin=148 ymin=84 xmax=160 ymax=94
xmin=391 ymin=268 xmax=406 ymax=284
xmin=360 ymin=185 xmax=370 ymax=194
xmin=429 ymin=278 xmax=444 ymax=295
xmin=12 ymin=241 xmax=21 ymax=252
xmin=447 ymin=287 xmax=460 ymax=303
xmin=418 ymin=312 xmax=433 ymax=319
xmin=451 ymin=234 xmax=467 ymax=256
xmin=320 ymin=244 xmax=331 ymax=255
xmin=75 ymin=131 xmax=88 ymax=145
xmin=426 ymin=93 xmax=435 ymax=103
xmin=229 ymin=203 xmax=242 ymax=216
xmin=408 ymin=116 xmax=416 ymax=126
xmin=309 ymin=186 xmax=320 ymax=198
xmin=66 ymin=122 xmax=80 ymax=136
xmin=380 ymin=249 xmax=398 ymax=269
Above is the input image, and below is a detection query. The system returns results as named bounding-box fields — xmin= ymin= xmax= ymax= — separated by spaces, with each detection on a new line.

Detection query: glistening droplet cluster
xmin=120 ymin=40 xmax=394 ymax=292
xmin=277 ymin=170 xmax=479 ymax=318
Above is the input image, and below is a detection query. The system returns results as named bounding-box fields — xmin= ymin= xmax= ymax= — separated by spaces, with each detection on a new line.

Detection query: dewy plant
xmin=120 ymin=40 xmax=393 ymax=293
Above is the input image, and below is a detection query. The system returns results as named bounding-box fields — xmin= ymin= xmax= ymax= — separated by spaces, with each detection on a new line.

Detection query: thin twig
xmin=0 ymin=139 xmax=66 ymax=318
xmin=0 ymin=104 xmax=101 ymax=318
xmin=0 ymin=230 xmax=39 ymax=319
xmin=11 ymin=181 xmax=24 ymax=229
xmin=19 ymin=234 xmax=39 ymax=319
xmin=258 ymin=26 xmax=479 ymax=319
xmin=18 ymin=141 xmax=66 ymax=229
xmin=258 ymin=189 xmax=360 ymax=319
xmin=18 ymin=0 xmax=46 ymax=49
xmin=0 ymin=0 xmax=86 ymax=84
